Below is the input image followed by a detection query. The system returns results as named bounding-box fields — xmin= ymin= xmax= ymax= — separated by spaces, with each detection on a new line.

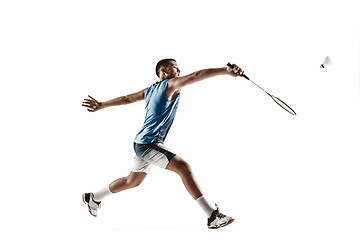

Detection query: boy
xmin=82 ymin=59 xmax=244 ymax=229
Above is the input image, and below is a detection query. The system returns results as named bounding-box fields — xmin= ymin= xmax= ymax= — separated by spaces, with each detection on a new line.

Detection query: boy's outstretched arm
xmin=82 ymin=89 xmax=145 ymax=112
xmin=168 ymin=64 xmax=243 ymax=91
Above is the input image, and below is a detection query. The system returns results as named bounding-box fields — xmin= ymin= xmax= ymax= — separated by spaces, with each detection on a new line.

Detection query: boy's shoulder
xmin=145 ymin=79 xmax=169 ymax=97
xmin=148 ymin=79 xmax=169 ymax=89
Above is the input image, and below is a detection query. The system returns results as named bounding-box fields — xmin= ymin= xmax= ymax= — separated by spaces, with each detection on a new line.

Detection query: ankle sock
xmin=93 ymin=185 xmax=113 ymax=202
xmin=196 ymin=196 xmax=215 ymax=217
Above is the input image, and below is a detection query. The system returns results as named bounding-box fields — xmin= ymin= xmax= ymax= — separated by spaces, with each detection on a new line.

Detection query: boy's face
xmin=163 ymin=61 xmax=181 ymax=78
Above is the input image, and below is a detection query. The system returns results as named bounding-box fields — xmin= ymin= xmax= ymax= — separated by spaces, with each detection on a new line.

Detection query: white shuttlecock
xmin=320 ymin=56 xmax=332 ymax=68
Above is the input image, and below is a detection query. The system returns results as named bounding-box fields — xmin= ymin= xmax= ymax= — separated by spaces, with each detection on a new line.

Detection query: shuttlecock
xmin=320 ymin=56 xmax=332 ymax=68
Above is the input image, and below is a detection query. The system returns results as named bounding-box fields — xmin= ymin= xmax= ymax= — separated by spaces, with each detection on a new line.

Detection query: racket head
xmin=270 ymin=95 xmax=296 ymax=115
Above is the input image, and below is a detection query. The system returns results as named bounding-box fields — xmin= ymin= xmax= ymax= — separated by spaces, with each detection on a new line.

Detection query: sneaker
xmin=82 ymin=192 xmax=101 ymax=217
xmin=207 ymin=204 xmax=234 ymax=229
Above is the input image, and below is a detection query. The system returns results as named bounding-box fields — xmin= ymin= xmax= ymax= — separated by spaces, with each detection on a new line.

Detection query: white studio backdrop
xmin=0 ymin=0 xmax=359 ymax=239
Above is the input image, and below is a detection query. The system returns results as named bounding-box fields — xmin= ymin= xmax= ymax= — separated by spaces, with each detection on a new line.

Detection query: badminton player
xmin=82 ymin=59 xmax=244 ymax=229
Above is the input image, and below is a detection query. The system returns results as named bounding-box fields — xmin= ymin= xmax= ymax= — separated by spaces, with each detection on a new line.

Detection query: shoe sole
xmin=82 ymin=193 xmax=86 ymax=204
xmin=82 ymin=193 xmax=97 ymax=217
xmin=208 ymin=218 xmax=235 ymax=229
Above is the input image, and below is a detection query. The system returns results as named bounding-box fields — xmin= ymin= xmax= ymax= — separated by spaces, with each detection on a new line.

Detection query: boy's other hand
xmin=82 ymin=95 xmax=102 ymax=112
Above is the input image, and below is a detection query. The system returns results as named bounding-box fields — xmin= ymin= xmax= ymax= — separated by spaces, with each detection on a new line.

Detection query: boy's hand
xmin=226 ymin=63 xmax=244 ymax=77
xmin=82 ymin=95 xmax=102 ymax=112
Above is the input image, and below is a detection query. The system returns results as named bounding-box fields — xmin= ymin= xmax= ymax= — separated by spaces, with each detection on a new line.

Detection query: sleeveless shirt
xmin=134 ymin=79 xmax=180 ymax=144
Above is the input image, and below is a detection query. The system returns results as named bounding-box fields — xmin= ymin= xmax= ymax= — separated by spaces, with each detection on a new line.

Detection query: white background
xmin=1 ymin=0 xmax=359 ymax=239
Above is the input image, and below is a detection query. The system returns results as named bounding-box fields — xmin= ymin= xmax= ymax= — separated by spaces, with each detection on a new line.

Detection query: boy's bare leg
xmin=166 ymin=155 xmax=234 ymax=228
xmin=109 ymin=171 xmax=147 ymax=193
xmin=165 ymin=155 xmax=203 ymax=200
xmin=82 ymin=171 xmax=146 ymax=217
xmin=166 ymin=155 xmax=216 ymax=218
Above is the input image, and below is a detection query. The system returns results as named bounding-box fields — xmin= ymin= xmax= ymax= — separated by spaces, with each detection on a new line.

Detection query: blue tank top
xmin=134 ymin=79 xmax=180 ymax=144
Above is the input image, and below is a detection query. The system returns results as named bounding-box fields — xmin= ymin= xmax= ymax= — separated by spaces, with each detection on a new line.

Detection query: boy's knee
xmin=132 ymin=180 xmax=142 ymax=188
xmin=175 ymin=160 xmax=192 ymax=175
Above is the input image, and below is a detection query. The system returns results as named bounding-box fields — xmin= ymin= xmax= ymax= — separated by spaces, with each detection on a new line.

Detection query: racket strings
xmin=271 ymin=96 xmax=296 ymax=115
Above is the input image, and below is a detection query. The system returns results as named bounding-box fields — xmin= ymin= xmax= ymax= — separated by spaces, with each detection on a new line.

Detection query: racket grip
xmin=227 ymin=62 xmax=249 ymax=80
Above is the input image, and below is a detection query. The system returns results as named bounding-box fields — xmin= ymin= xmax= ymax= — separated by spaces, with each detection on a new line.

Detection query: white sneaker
xmin=82 ymin=192 xmax=101 ymax=217
xmin=207 ymin=204 xmax=234 ymax=229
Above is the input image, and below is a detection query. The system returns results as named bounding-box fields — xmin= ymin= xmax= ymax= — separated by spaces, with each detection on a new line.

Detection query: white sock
xmin=196 ymin=196 xmax=215 ymax=217
xmin=93 ymin=185 xmax=113 ymax=202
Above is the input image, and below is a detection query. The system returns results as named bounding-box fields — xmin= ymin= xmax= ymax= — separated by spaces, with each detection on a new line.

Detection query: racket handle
xmin=227 ymin=62 xmax=249 ymax=80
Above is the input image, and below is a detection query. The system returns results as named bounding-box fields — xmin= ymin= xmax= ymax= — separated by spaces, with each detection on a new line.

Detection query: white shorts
xmin=132 ymin=142 xmax=176 ymax=174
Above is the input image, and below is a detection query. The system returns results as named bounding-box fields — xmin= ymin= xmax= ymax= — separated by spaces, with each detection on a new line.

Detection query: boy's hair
xmin=156 ymin=58 xmax=176 ymax=77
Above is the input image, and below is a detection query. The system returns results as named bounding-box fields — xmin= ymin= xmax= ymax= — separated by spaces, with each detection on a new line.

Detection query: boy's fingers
xmin=228 ymin=63 xmax=245 ymax=77
xmin=82 ymin=104 xmax=92 ymax=108
xmin=83 ymin=100 xmax=95 ymax=105
xmin=83 ymin=100 xmax=99 ymax=108
xmin=82 ymin=103 xmax=93 ymax=108
xmin=88 ymin=95 xmax=97 ymax=102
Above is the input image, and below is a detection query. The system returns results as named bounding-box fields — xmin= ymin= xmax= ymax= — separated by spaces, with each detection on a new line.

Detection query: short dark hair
xmin=155 ymin=58 xmax=176 ymax=77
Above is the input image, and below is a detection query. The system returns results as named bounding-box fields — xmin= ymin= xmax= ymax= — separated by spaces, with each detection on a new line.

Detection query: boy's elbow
xmin=124 ymin=92 xmax=143 ymax=104
xmin=187 ymin=71 xmax=201 ymax=84
xmin=173 ymin=71 xmax=200 ymax=89
xmin=123 ymin=96 xmax=132 ymax=104
xmin=193 ymin=71 xmax=201 ymax=79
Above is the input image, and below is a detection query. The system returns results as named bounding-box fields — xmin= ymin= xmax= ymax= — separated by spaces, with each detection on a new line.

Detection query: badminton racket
xmin=227 ymin=63 xmax=296 ymax=116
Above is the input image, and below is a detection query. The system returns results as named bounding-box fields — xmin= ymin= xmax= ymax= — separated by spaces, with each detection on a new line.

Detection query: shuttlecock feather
xmin=320 ymin=56 xmax=332 ymax=68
